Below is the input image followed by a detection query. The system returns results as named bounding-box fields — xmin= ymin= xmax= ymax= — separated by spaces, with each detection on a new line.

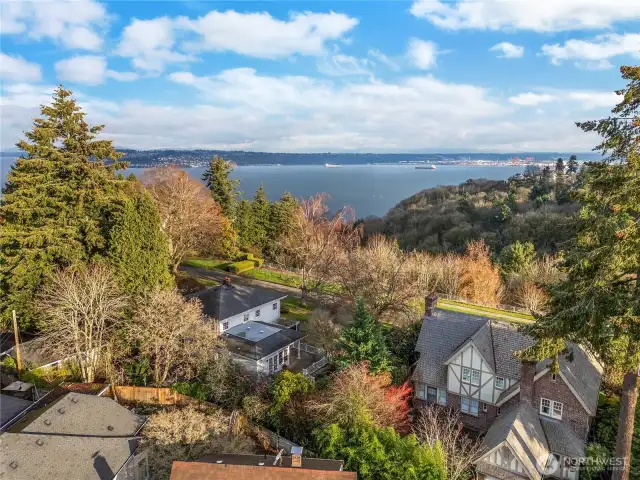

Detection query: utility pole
xmin=12 ymin=310 xmax=22 ymax=377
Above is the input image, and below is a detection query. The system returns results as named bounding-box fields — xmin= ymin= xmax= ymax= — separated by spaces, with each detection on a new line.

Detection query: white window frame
xmin=272 ymin=302 xmax=278 ymax=310
xmin=221 ymin=321 xmax=229 ymax=331
xmin=243 ymin=313 xmax=250 ymax=322
xmin=255 ymin=309 xmax=261 ymax=317
xmin=461 ymin=367 xmax=471 ymax=383
xmin=495 ymin=376 xmax=505 ymax=390
xmin=482 ymin=402 xmax=488 ymax=413
xmin=461 ymin=397 xmax=479 ymax=416
xmin=540 ymin=397 xmax=563 ymax=419
xmin=471 ymin=369 xmax=481 ymax=386
xmin=437 ymin=389 xmax=447 ymax=405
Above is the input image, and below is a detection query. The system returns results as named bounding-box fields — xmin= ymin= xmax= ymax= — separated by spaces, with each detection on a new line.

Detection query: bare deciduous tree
xmin=143 ymin=166 xmax=226 ymax=272
xmin=307 ymin=308 xmax=341 ymax=353
xmin=127 ymin=290 xmax=220 ymax=384
xmin=277 ymin=193 xmax=358 ymax=301
xmin=517 ymin=280 xmax=549 ymax=313
xmin=414 ymin=405 xmax=485 ymax=480
xmin=142 ymin=405 xmax=255 ymax=479
xmin=459 ymin=240 xmax=502 ymax=306
xmin=38 ymin=264 xmax=127 ymax=383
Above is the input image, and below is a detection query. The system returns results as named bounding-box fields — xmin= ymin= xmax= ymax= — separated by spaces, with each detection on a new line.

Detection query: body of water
xmin=2 ymin=159 xmax=523 ymax=217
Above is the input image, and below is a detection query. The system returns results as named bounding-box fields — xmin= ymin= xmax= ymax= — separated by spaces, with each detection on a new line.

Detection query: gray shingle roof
xmin=0 ymin=395 xmax=32 ymax=429
xmin=414 ymin=308 xmax=602 ymax=415
xmin=481 ymin=402 xmax=550 ymax=480
xmin=540 ymin=418 xmax=585 ymax=458
xmin=413 ymin=309 xmax=488 ymax=388
xmin=19 ymin=393 xmax=144 ymax=437
xmin=0 ymin=393 xmax=145 ymax=480
xmin=190 ymin=284 xmax=286 ymax=321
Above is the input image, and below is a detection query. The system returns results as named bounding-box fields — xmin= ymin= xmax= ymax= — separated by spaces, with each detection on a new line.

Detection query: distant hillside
xmin=366 ymin=177 xmax=579 ymax=255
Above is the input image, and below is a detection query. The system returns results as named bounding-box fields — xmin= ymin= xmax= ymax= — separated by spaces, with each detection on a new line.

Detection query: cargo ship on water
xmin=324 ymin=163 xmax=343 ymax=168
xmin=415 ymin=164 xmax=436 ymax=170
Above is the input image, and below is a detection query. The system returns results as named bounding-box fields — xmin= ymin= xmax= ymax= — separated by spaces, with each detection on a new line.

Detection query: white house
xmin=190 ymin=279 xmax=326 ymax=376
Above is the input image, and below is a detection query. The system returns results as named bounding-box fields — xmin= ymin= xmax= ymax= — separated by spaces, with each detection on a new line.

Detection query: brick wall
xmin=443 ymin=393 xmax=521 ymax=432
xmin=533 ymin=370 xmax=591 ymax=441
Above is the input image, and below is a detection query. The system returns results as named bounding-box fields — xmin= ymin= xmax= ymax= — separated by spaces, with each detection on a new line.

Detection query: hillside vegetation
xmin=370 ymin=176 xmax=580 ymax=255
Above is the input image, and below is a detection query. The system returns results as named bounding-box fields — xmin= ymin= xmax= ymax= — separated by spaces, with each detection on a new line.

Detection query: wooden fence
xmin=112 ymin=386 xmax=200 ymax=406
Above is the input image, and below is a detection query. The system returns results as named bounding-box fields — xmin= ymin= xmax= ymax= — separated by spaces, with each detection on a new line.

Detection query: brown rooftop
xmin=170 ymin=454 xmax=357 ymax=480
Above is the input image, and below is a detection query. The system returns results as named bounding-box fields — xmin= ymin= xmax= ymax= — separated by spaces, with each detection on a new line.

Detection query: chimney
xmin=291 ymin=446 xmax=303 ymax=468
xmin=519 ymin=361 xmax=536 ymax=404
xmin=223 ymin=277 xmax=231 ymax=287
xmin=425 ymin=292 xmax=438 ymax=317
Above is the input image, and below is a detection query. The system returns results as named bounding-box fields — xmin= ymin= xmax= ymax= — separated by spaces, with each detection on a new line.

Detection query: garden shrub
xmin=227 ymin=260 xmax=255 ymax=274
xmin=252 ymin=257 xmax=264 ymax=268
xmin=236 ymin=253 xmax=254 ymax=261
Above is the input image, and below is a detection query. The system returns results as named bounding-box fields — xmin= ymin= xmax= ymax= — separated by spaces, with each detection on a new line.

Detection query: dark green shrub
xmin=236 ymin=252 xmax=254 ymax=261
xmin=172 ymin=382 xmax=210 ymax=402
xmin=227 ymin=260 xmax=255 ymax=274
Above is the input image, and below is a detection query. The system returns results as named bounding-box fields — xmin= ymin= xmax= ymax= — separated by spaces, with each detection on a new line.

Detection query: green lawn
xmin=437 ymin=299 xmax=535 ymax=324
xmin=280 ymin=296 xmax=314 ymax=323
xmin=241 ymin=267 xmax=301 ymax=288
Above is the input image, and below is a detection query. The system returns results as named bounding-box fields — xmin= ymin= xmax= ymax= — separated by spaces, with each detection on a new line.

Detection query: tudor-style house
xmin=413 ymin=296 xmax=603 ymax=480
xmin=190 ymin=279 xmax=327 ymax=377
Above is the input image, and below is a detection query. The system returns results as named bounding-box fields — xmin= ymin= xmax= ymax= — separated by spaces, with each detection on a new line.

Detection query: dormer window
xmin=462 ymin=367 xmax=481 ymax=386
xmin=495 ymin=376 xmax=505 ymax=389
xmin=540 ymin=398 xmax=563 ymax=419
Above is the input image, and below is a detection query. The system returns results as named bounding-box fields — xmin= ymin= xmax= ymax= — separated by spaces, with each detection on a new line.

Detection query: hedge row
xmin=236 ymin=252 xmax=264 ymax=268
xmin=227 ymin=260 xmax=256 ymax=274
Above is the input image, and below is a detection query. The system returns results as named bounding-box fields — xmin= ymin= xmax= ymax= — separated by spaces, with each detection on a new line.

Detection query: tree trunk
xmin=612 ymin=370 xmax=639 ymax=480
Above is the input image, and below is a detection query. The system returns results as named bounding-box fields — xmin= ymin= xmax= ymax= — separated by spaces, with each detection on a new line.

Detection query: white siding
xmin=219 ymin=299 xmax=283 ymax=332
xmin=447 ymin=342 xmax=517 ymax=404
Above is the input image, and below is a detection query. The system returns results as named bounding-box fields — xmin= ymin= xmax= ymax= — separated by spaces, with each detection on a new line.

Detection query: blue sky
xmin=1 ymin=0 xmax=639 ymax=152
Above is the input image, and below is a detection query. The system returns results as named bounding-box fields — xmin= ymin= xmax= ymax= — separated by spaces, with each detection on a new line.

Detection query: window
xmin=495 ymin=376 xmax=505 ymax=389
xmin=462 ymin=367 xmax=481 ymax=385
xmin=417 ymin=383 xmax=426 ymax=399
xmin=438 ymin=389 xmax=447 ymax=405
xmin=461 ymin=397 xmax=479 ymax=416
xmin=500 ymin=446 xmax=514 ymax=470
xmin=540 ymin=398 xmax=563 ymax=419
xmin=497 ymin=407 xmax=502 ymax=416
xmin=221 ymin=321 xmax=229 ymax=331
xmin=255 ymin=309 xmax=261 ymax=317
xmin=268 ymin=357 xmax=274 ymax=373
xmin=551 ymin=373 xmax=557 ymax=382
xmin=482 ymin=403 xmax=488 ymax=413
xmin=273 ymin=303 xmax=278 ymax=310
xmin=243 ymin=313 xmax=250 ymax=322
xmin=427 ymin=387 xmax=437 ymax=403
xmin=278 ymin=350 xmax=284 ymax=365
xmin=283 ymin=347 xmax=289 ymax=364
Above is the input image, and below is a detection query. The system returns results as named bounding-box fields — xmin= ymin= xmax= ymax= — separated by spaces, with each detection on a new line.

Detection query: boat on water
xmin=415 ymin=164 xmax=436 ymax=170
xmin=324 ymin=163 xmax=343 ymax=168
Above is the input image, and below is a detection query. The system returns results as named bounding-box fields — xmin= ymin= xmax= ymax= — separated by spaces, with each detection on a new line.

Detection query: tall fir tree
xmin=265 ymin=191 xmax=299 ymax=259
xmin=0 ymin=86 xmax=125 ymax=329
xmin=251 ymin=184 xmax=271 ymax=253
xmin=201 ymin=155 xmax=240 ymax=219
xmin=335 ymin=298 xmax=391 ymax=373
xmin=567 ymin=154 xmax=579 ymax=174
xmin=234 ymin=199 xmax=256 ymax=252
xmin=105 ymin=184 xmax=174 ymax=296
xmin=524 ymin=66 xmax=640 ymax=480
xmin=555 ymin=157 xmax=565 ymax=173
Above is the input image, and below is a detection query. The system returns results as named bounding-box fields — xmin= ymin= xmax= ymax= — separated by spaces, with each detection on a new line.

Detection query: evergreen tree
xmin=201 ymin=155 xmax=240 ymax=219
xmin=266 ymin=192 xmax=299 ymax=259
xmin=524 ymin=66 xmax=640 ymax=480
xmin=251 ymin=185 xmax=271 ymax=252
xmin=105 ymin=185 xmax=174 ymax=296
xmin=567 ymin=154 xmax=579 ymax=174
xmin=0 ymin=86 xmax=125 ymax=329
xmin=555 ymin=157 xmax=565 ymax=174
xmin=335 ymin=299 xmax=390 ymax=373
xmin=498 ymin=241 xmax=536 ymax=276
xmin=234 ymin=199 xmax=255 ymax=251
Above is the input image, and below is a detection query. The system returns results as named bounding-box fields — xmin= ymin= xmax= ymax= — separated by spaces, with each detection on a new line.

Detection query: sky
xmin=1 ymin=0 xmax=639 ymax=153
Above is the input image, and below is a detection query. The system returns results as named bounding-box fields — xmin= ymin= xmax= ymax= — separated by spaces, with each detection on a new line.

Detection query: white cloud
xmin=490 ymin=42 xmax=524 ymax=59
xmin=541 ymin=33 xmax=640 ymax=69
xmin=0 ymin=0 xmax=107 ymax=50
xmin=116 ymin=17 xmax=195 ymax=74
xmin=410 ymin=0 xmax=640 ymax=31
xmin=509 ymin=93 xmax=556 ymax=106
xmin=1 ymin=75 xmax=618 ymax=154
xmin=317 ymin=52 xmax=371 ymax=77
xmin=0 ymin=53 xmax=42 ymax=82
xmin=55 ymin=55 xmax=139 ymax=85
xmin=181 ymin=10 xmax=358 ymax=58
xmin=407 ymin=38 xmax=439 ymax=70
xmin=368 ymin=49 xmax=400 ymax=71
